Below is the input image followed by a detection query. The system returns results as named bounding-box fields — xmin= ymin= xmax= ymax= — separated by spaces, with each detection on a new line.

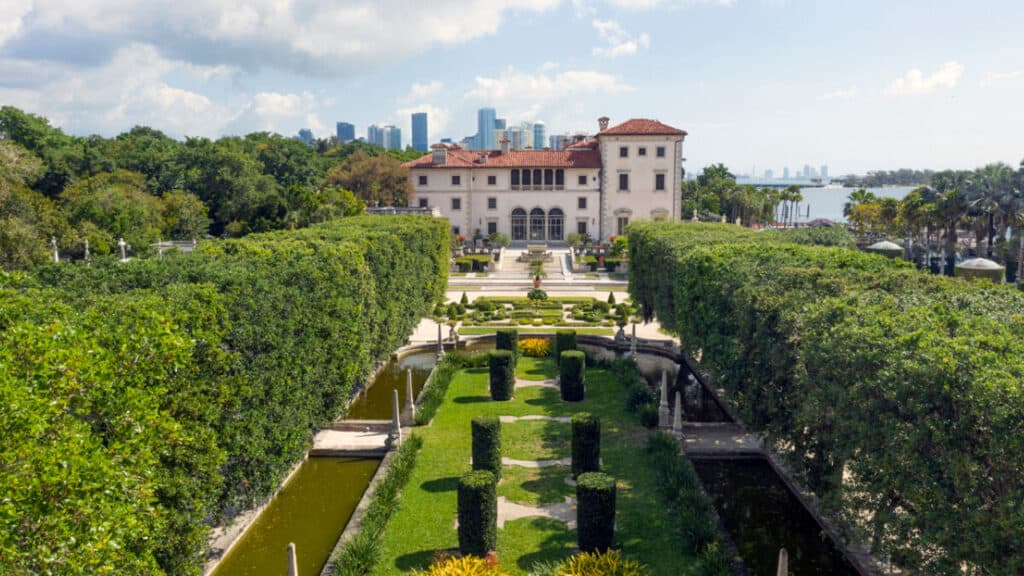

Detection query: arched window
xmin=548 ymin=208 xmax=564 ymax=241
xmin=529 ymin=208 xmax=546 ymax=241
xmin=511 ymin=208 xmax=527 ymax=241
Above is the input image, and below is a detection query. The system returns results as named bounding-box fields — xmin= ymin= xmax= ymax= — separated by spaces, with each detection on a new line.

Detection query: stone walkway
xmin=501 ymin=456 xmax=572 ymax=468
xmin=310 ymin=429 xmax=390 ymax=456
xmin=514 ymin=378 xmax=559 ymax=390
xmin=497 ymin=496 xmax=576 ymax=529
xmin=498 ymin=414 xmax=570 ymax=424
xmin=677 ymin=422 xmax=763 ymax=457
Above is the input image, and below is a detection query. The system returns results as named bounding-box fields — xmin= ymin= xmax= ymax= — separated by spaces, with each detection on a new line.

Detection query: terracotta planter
xmin=533 ymin=276 xmax=542 ymax=288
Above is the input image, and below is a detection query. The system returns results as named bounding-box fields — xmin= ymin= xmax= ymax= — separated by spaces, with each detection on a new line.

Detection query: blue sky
xmin=1 ymin=0 xmax=1022 ymax=175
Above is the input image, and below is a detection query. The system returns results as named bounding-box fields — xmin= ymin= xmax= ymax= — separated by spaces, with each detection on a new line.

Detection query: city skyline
xmin=1 ymin=1 xmax=1022 ymax=174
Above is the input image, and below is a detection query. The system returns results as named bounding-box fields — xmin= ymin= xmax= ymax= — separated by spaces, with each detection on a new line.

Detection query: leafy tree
xmin=161 ymin=190 xmax=210 ymax=240
xmin=322 ymin=150 xmax=411 ymax=207
xmin=60 ymin=170 xmax=164 ymax=253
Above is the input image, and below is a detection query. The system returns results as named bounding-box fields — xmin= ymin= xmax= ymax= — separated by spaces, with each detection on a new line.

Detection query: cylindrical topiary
xmin=572 ymin=412 xmax=600 ymax=477
xmin=458 ymin=470 xmax=497 ymax=556
xmin=576 ymin=472 xmax=617 ymax=553
xmin=560 ymin=350 xmax=586 ymax=402
xmin=495 ymin=328 xmax=519 ymax=362
xmin=554 ymin=330 xmax=577 ymax=362
xmin=489 ymin=350 xmax=515 ymax=401
xmin=471 ymin=416 xmax=502 ymax=478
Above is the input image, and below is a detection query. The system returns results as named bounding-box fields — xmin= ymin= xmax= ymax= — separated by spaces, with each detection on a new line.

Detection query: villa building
xmin=403 ymin=117 xmax=687 ymax=243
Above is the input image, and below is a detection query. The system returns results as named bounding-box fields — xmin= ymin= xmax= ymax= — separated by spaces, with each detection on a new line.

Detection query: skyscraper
xmin=336 ymin=122 xmax=355 ymax=144
xmin=477 ymin=107 xmax=496 ymax=150
xmin=297 ymin=129 xmax=313 ymax=146
xmin=411 ymin=113 xmax=428 ymax=152
xmin=383 ymin=126 xmax=401 ymax=150
xmin=820 ymin=165 xmax=829 ymax=180
xmin=367 ymin=125 xmax=385 ymax=147
xmin=783 ymin=167 xmax=790 ymax=179
xmin=533 ymin=122 xmax=546 ymax=150
xmin=495 ymin=118 xmax=507 ymax=130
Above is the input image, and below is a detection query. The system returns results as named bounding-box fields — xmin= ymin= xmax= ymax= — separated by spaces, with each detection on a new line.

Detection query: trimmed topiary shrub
xmin=458 ymin=470 xmax=497 ymax=556
xmin=576 ymin=472 xmax=617 ymax=553
xmin=638 ymin=404 xmax=659 ymax=429
xmin=554 ymin=330 xmax=577 ymax=361
xmin=495 ymin=328 xmax=519 ymax=361
xmin=572 ymin=413 xmax=600 ymax=477
xmin=607 ymin=291 xmax=616 ymax=305
xmin=560 ymin=350 xmax=586 ymax=402
xmin=460 ymin=292 xmax=469 ymax=305
xmin=471 ymin=416 xmax=501 ymax=478
xmin=488 ymin=350 xmax=515 ymax=401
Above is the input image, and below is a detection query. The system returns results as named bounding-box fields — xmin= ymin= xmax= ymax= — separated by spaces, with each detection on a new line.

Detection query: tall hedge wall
xmin=0 ymin=215 xmax=448 ymax=575
xmin=628 ymin=221 xmax=1024 ymax=575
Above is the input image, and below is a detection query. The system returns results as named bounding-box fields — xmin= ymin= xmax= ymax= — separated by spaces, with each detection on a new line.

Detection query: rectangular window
xmin=577 ymin=221 xmax=588 ymax=235
xmin=578 ymin=197 xmax=587 ymax=209
xmin=619 ymin=173 xmax=629 ymax=191
xmin=655 ymin=174 xmax=666 ymax=190
xmin=452 ymin=226 xmax=460 ymax=235
xmin=555 ymin=170 xmax=564 ymax=186
xmin=487 ymin=221 xmax=498 ymax=235
xmin=522 ymin=170 xmax=531 ymax=186
xmin=617 ymin=216 xmax=630 ymax=236
xmin=511 ymin=170 xmax=520 ymax=186
xmin=418 ymin=198 xmax=428 ymax=208
xmin=656 ymin=146 xmax=666 ymax=158
xmin=619 ymin=146 xmax=628 ymax=158
xmin=487 ymin=175 xmax=497 ymax=185
xmin=638 ymin=147 xmax=647 ymax=156
xmin=487 ymin=197 xmax=497 ymax=210
xmin=418 ymin=175 xmax=427 ymax=185
xmin=452 ymin=198 xmax=461 ymax=210
xmin=452 ymin=175 xmax=461 ymax=185
xmin=578 ymin=175 xmax=587 ymax=186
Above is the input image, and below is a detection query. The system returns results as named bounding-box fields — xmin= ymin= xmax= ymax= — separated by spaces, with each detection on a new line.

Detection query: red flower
xmin=609 ymin=236 xmax=616 ymax=242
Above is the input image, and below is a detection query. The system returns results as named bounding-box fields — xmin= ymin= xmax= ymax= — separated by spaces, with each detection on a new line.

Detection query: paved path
xmin=499 ymin=414 xmax=570 ymax=424
xmin=514 ymin=378 xmax=559 ymax=390
xmin=496 ymin=496 xmax=576 ymax=529
xmin=677 ymin=422 xmax=763 ymax=457
xmin=310 ymin=429 xmax=390 ymax=456
xmin=502 ymin=456 xmax=572 ymax=468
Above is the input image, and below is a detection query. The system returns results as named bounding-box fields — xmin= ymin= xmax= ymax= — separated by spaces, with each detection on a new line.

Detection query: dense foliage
xmin=571 ymin=413 xmax=601 ymax=478
xmin=576 ymin=472 xmax=617 ymax=553
xmin=488 ymin=351 xmax=515 ymax=401
xmin=554 ymin=329 xmax=577 ymax=361
xmin=471 ymin=416 xmax=502 ymax=479
xmin=457 ymin=470 xmax=498 ymax=556
xmin=559 ymin=351 xmax=586 ymax=402
xmin=333 ymin=435 xmax=424 ymax=576
xmin=495 ymin=328 xmax=519 ymax=360
xmin=0 ymin=215 xmax=447 ymax=575
xmin=0 ymin=106 xmax=426 ymax=269
xmin=629 ymin=221 xmax=1024 ymax=574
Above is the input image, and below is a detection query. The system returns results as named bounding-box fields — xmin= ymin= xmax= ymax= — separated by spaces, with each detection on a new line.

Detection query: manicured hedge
xmin=629 ymin=221 xmax=1024 ymax=574
xmin=488 ymin=350 xmax=515 ymax=401
xmin=559 ymin=350 xmax=586 ymax=402
xmin=554 ymin=329 xmax=577 ymax=361
xmin=576 ymin=472 xmax=617 ymax=553
xmin=471 ymin=416 xmax=502 ymax=478
xmin=495 ymin=328 xmax=519 ymax=361
xmin=0 ymin=215 xmax=448 ymax=575
xmin=457 ymin=470 xmax=498 ymax=556
xmin=572 ymin=413 xmax=601 ymax=477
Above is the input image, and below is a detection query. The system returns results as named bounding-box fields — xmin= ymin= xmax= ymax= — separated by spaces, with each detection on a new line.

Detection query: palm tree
xmin=933 ymin=170 xmax=973 ymax=274
xmin=784 ymin=185 xmax=802 ymax=227
xmin=843 ymin=188 xmax=878 ymax=219
xmin=968 ymin=163 xmax=1015 ymax=258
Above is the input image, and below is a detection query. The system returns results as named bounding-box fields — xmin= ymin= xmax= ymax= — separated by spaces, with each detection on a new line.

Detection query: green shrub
xmin=415 ymin=356 xmax=459 ymax=426
xmin=471 ymin=416 xmax=502 ymax=479
xmin=476 ymin=300 xmax=495 ymax=313
xmin=488 ymin=350 xmax=515 ymax=401
xmin=457 ymin=470 xmax=497 ymax=556
xmin=559 ymin=550 xmax=649 ymax=576
xmin=638 ymin=404 xmax=659 ymax=429
xmin=460 ymin=291 xmax=469 ymax=305
xmin=559 ymin=350 xmax=586 ymax=402
xmin=645 ymin=432 xmax=720 ymax=556
xmin=576 ymin=472 xmax=617 ymax=553
xmin=625 ymin=383 xmax=656 ymax=413
xmin=527 ymin=288 xmax=548 ymax=301
xmin=695 ymin=542 xmax=734 ymax=576
xmin=572 ymin=413 xmax=601 ymax=477
xmin=495 ymin=328 xmax=519 ymax=361
xmin=554 ymin=330 xmax=577 ymax=361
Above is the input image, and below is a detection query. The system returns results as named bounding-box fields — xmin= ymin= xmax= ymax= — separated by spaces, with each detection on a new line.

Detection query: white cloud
xmin=403 ymin=81 xmax=444 ymax=103
xmin=2 ymin=0 xmax=561 ymax=75
xmin=979 ymin=70 xmax=1023 ymax=88
xmin=591 ymin=19 xmax=649 ymax=58
xmin=820 ymin=87 xmax=857 ymax=100
xmin=606 ymin=0 xmax=736 ymax=9
xmin=229 ymin=91 xmax=326 ymax=136
xmin=884 ymin=61 xmax=964 ymax=96
xmin=465 ymin=66 xmax=633 ymax=123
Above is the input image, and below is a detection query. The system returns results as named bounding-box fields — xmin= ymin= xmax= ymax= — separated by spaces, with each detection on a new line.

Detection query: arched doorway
xmin=511 ymin=208 xmax=527 ymax=241
xmin=548 ymin=208 xmax=564 ymax=241
xmin=529 ymin=208 xmax=546 ymax=241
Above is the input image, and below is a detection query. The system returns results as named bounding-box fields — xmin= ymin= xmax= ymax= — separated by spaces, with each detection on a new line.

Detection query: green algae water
xmin=211 ymin=457 xmax=380 ymax=576
xmin=347 ymin=352 xmax=435 ymax=419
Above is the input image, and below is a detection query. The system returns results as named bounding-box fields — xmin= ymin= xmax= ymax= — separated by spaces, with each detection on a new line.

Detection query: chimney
xmin=598 ymin=116 xmax=610 ymax=132
xmin=431 ymin=143 xmax=447 ymax=164
xmin=500 ymin=137 xmax=510 ymax=155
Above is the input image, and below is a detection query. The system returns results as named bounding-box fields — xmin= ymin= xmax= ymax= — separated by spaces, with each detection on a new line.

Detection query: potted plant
xmin=530 ymin=259 xmax=546 ymax=287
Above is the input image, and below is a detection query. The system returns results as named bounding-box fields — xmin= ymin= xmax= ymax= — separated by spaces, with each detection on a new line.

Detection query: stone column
xmin=658 ymin=370 xmax=670 ymax=428
xmin=118 ymin=237 xmax=127 ymax=262
xmin=84 ymin=239 xmax=90 ymax=263
xmin=287 ymin=543 xmax=298 ymax=576
xmin=405 ymin=368 xmax=416 ymax=424
xmin=672 ymin=391 xmax=683 ymax=437
xmin=391 ymin=389 xmax=402 ymax=446
xmin=436 ymin=323 xmax=445 ymax=360
xmin=630 ymin=323 xmax=637 ymax=360
xmin=776 ymin=548 xmax=788 ymax=576
xmin=50 ymin=237 xmax=59 ymax=263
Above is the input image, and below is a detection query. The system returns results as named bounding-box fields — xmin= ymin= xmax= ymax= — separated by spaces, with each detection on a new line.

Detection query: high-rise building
xmin=495 ymin=118 xmax=507 ymax=131
xmin=367 ymin=125 xmax=384 ymax=147
xmin=411 ymin=113 xmax=428 ymax=152
xmin=803 ymin=165 xmax=812 ymax=178
xmin=297 ymin=129 xmax=313 ymax=146
xmin=549 ymin=134 xmax=568 ymax=150
xmin=764 ymin=169 xmax=774 ymax=179
xmin=533 ymin=122 xmax=546 ymax=151
xmin=336 ymin=122 xmax=355 ymax=144
xmin=383 ymin=126 xmax=402 ymax=150
xmin=820 ymin=165 xmax=829 ymax=180
xmin=477 ymin=107 xmax=497 ymax=150
xmin=783 ymin=167 xmax=790 ymax=179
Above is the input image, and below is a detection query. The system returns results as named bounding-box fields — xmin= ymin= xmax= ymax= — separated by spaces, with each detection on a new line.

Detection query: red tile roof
xmin=403 ymin=148 xmax=602 ymax=169
xmin=599 ymin=118 xmax=687 ymax=136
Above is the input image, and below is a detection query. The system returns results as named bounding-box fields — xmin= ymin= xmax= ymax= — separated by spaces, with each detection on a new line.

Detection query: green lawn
xmin=371 ymin=357 xmax=698 ymax=575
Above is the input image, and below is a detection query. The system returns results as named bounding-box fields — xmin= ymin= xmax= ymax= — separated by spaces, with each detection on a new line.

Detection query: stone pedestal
xmin=658 ymin=370 xmax=670 ymax=428
xmin=405 ymin=368 xmax=416 ymax=424
xmin=287 ymin=543 xmax=298 ymax=576
xmin=672 ymin=391 xmax=683 ymax=437
xmin=391 ymin=389 xmax=402 ymax=445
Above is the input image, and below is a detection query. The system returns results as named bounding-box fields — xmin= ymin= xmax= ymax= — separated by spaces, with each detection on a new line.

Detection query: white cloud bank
xmin=884 ymin=61 xmax=964 ymax=96
xmin=591 ymin=19 xmax=650 ymax=58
